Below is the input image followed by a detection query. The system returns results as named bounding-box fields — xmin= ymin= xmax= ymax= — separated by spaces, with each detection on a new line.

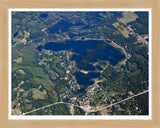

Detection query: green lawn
xmin=113 ymin=22 xmax=129 ymax=38
xmin=112 ymin=12 xmax=138 ymax=38
xmin=118 ymin=12 xmax=138 ymax=24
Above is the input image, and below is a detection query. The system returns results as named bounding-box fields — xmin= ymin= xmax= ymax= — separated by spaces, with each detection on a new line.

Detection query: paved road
xmin=22 ymin=90 xmax=149 ymax=115
xmin=23 ymin=102 xmax=63 ymax=115
xmin=87 ymin=90 xmax=149 ymax=113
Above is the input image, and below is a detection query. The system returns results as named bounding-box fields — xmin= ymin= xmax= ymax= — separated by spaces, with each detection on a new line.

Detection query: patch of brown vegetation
xmin=100 ymin=108 xmax=108 ymax=115
xmin=12 ymin=108 xmax=21 ymax=115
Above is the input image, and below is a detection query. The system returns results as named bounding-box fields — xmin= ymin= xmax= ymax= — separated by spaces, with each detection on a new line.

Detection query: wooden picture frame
xmin=0 ymin=0 xmax=160 ymax=127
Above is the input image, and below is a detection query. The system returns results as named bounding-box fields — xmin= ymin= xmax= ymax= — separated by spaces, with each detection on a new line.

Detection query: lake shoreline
xmin=109 ymin=41 xmax=127 ymax=66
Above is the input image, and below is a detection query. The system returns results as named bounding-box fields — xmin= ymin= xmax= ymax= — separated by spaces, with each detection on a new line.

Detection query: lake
xmin=46 ymin=20 xmax=84 ymax=34
xmin=39 ymin=40 xmax=125 ymax=92
xmin=44 ymin=40 xmax=125 ymax=66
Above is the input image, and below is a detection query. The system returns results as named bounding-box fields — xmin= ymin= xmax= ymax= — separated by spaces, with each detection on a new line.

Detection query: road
xmin=23 ymin=102 xmax=62 ymax=115
xmin=22 ymin=90 xmax=149 ymax=115
xmin=87 ymin=90 xmax=149 ymax=113
xmin=23 ymin=101 xmax=80 ymax=115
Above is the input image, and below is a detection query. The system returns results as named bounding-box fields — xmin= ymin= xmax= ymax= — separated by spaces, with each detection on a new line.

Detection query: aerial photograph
xmin=11 ymin=10 xmax=149 ymax=116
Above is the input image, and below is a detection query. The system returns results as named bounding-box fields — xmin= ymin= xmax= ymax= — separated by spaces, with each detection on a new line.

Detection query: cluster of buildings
xmin=68 ymin=80 xmax=79 ymax=91
xmin=78 ymin=84 xmax=102 ymax=106
xmin=58 ymin=51 xmax=74 ymax=73
xmin=127 ymin=26 xmax=149 ymax=45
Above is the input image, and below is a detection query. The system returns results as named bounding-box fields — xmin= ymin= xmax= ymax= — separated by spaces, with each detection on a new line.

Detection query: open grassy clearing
xmin=13 ymin=57 xmax=22 ymax=63
xmin=16 ymin=69 xmax=26 ymax=74
xmin=24 ymin=31 xmax=30 ymax=38
xmin=33 ymin=89 xmax=47 ymax=100
xmin=113 ymin=22 xmax=129 ymax=38
xmin=112 ymin=12 xmax=138 ymax=38
xmin=118 ymin=12 xmax=138 ymax=24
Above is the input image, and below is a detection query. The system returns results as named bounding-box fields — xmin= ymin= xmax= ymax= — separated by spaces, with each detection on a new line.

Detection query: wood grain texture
xmin=0 ymin=0 xmax=160 ymax=128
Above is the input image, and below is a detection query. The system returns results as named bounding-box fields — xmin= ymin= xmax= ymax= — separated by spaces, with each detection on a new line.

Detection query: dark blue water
xmin=96 ymin=65 xmax=103 ymax=70
xmin=44 ymin=40 xmax=125 ymax=67
xmin=13 ymin=32 xmax=18 ymax=37
xmin=85 ymin=12 xmax=101 ymax=17
xmin=72 ymin=72 xmax=101 ymax=94
xmin=47 ymin=20 xmax=84 ymax=34
xmin=39 ymin=13 xmax=48 ymax=18
xmin=75 ymin=72 xmax=101 ymax=86
xmin=42 ymin=40 xmax=125 ymax=90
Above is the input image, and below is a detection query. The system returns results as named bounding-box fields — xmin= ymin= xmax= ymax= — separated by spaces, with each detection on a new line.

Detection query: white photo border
xmin=9 ymin=8 xmax=152 ymax=120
